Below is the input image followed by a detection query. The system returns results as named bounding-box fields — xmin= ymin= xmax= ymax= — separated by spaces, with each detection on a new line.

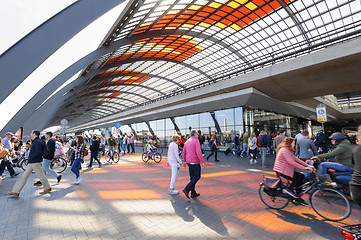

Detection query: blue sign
xmin=317 ymin=109 xmax=325 ymax=115
xmin=115 ymin=123 xmax=121 ymax=128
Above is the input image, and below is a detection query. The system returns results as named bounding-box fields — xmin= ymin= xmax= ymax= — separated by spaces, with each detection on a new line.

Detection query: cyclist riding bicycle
xmin=107 ymin=135 xmax=117 ymax=157
xmin=144 ymin=140 xmax=156 ymax=156
xmin=311 ymin=132 xmax=354 ymax=185
xmin=273 ymin=137 xmax=314 ymax=203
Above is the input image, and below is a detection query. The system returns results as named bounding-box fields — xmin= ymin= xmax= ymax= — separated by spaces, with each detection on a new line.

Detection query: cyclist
xmin=145 ymin=139 xmax=156 ymax=156
xmin=311 ymin=132 xmax=353 ymax=184
xmin=273 ymin=137 xmax=314 ymax=203
xmin=107 ymin=135 xmax=116 ymax=159
xmin=351 ymin=132 xmax=361 ymax=208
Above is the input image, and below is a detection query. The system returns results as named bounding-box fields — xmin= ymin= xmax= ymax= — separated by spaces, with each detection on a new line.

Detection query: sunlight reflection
xmin=111 ymin=200 xmax=176 ymax=213
xmin=202 ymin=170 xmax=244 ymax=178
xmin=98 ymin=190 xmax=162 ymax=199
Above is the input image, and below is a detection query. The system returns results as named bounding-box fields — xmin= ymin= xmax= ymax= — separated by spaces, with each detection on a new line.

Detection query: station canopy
xmin=51 ymin=0 xmax=361 ymax=128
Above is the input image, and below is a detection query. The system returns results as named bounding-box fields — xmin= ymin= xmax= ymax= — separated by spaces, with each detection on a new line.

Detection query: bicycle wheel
xmin=310 ymin=187 xmax=351 ymax=221
xmin=20 ymin=158 xmax=28 ymax=171
xmin=113 ymin=152 xmax=120 ymax=163
xmin=51 ymin=157 xmax=67 ymax=173
xmin=152 ymin=153 xmax=162 ymax=163
xmin=259 ymin=183 xmax=290 ymax=209
xmin=157 ymin=147 xmax=163 ymax=155
xmin=141 ymin=153 xmax=149 ymax=163
xmin=106 ymin=151 xmax=111 ymax=162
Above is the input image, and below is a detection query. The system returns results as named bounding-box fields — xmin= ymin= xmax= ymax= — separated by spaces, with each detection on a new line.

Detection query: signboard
xmin=116 ymin=128 xmax=121 ymax=133
xmin=316 ymin=104 xmax=327 ymax=123
xmin=115 ymin=123 xmax=121 ymax=128
xmin=60 ymin=119 xmax=68 ymax=126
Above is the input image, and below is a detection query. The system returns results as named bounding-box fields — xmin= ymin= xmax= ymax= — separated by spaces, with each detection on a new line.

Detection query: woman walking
xmin=207 ymin=134 xmax=219 ymax=162
xmin=248 ymin=132 xmax=257 ymax=165
xmin=67 ymin=135 xmax=85 ymax=185
xmin=167 ymin=134 xmax=183 ymax=195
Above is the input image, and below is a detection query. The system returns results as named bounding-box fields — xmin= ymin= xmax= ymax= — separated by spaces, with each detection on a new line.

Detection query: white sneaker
xmin=254 ymin=160 xmax=257 ymax=164
xmin=71 ymin=181 xmax=78 ymax=185
xmin=169 ymin=189 xmax=179 ymax=195
xmin=76 ymin=178 xmax=83 ymax=184
xmin=250 ymin=160 xmax=253 ymax=165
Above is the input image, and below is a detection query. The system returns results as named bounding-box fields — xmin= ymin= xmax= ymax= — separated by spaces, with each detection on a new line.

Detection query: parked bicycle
xmin=106 ymin=149 xmax=119 ymax=163
xmin=142 ymin=148 xmax=162 ymax=163
xmin=259 ymin=169 xmax=351 ymax=221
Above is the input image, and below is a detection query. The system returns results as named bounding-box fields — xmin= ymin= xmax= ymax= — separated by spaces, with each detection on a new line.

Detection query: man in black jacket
xmin=88 ymin=135 xmax=101 ymax=168
xmin=8 ymin=130 xmax=52 ymax=197
xmin=34 ymin=132 xmax=62 ymax=186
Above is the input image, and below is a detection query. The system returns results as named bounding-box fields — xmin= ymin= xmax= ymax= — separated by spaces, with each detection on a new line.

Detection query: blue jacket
xmin=28 ymin=137 xmax=44 ymax=163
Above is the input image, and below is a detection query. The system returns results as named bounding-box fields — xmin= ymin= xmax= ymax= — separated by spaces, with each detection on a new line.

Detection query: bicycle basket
xmin=262 ymin=176 xmax=283 ymax=197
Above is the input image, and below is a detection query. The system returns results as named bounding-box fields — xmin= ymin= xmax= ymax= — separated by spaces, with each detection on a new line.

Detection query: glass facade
xmin=111 ymin=106 xmax=315 ymax=146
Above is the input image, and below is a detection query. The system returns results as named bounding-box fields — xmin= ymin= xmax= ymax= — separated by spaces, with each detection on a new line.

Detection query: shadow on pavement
xmin=171 ymin=196 xmax=229 ymax=236
xmin=270 ymin=209 xmax=341 ymax=240
xmin=45 ymin=185 xmax=76 ymax=201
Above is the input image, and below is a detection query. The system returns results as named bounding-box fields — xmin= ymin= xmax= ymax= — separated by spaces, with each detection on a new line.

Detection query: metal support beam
xmin=0 ymin=0 xmax=127 ymax=103
xmin=170 ymin=117 xmax=182 ymax=136
xmin=210 ymin=112 xmax=222 ymax=136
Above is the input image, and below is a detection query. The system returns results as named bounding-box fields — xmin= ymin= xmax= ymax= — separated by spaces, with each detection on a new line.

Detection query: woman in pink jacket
xmin=273 ymin=137 xmax=313 ymax=198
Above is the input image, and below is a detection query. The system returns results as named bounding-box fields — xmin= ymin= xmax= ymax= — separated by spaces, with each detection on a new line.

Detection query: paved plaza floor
xmin=0 ymin=149 xmax=360 ymax=240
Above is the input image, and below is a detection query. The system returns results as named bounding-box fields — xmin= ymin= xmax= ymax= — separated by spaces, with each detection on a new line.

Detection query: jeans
xmin=71 ymin=158 xmax=82 ymax=179
xmin=259 ymin=147 xmax=267 ymax=166
xmin=130 ymin=143 xmax=135 ymax=153
xmin=0 ymin=159 xmax=16 ymax=175
xmin=122 ymin=143 xmax=126 ymax=154
xmin=320 ymin=162 xmax=354 ymax=175
xmin=101 ymin=144 xmax=105 ymax=155
xmin=241 ymin=143 xmax=248 ymax=156
xmin=234 ymin=145 xmax=240 ymax=154
xmin=169 ymin=162 xmax=179 ymax=189
xmin=42 ymin=158 xmax=59 ymax=179
xmin=350 ymin=185 xmax=361 ymax=209
xmin=184 ymin=163 xmax=201 ymax=195
xmin=13 ymin=162 xmax=51 ymax=193
xmin=89 ymin=151 xmax=101 ymax=166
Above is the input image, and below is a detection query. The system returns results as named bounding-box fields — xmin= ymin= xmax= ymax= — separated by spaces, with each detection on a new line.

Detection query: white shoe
xmin=169 ymin=189 xmax=179 ymax=195
xmin=254 ymin=160 xmax=257 ymax=164
xmin=71 ymin=181 xmax=78 ymax=185
xmin=249 ymin=160 xmax=253 ymax=165
xmin=76 ymin=178 xmax=83 ymax=184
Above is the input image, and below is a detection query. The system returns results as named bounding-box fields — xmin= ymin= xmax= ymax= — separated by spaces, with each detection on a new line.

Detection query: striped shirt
xmin=75 ymin=144 xmax=85 ymax=159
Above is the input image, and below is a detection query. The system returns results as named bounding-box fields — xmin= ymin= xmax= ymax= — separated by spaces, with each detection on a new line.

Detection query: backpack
xmin=259 ymin=135 xmax=266 ymax=147
xmin=208 ymin=140 xmax=214 ymax=147
xmin=42 ymin=141 xmax=50 ymax=158
xmin=248 ymin=138 xmax=254 ymax=147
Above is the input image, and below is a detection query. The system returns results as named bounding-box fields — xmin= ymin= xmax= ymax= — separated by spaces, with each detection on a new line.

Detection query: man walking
xmin=129 ymin=134 xmax=135 ymax=153
xmin=273 ymin=129 xmax=286 ymax=153
xmin=295 ymin=131 xmax=317 ymax=161
xmin=233 ymin=133 xmax=241 ymax=155
xmin=8 ymin=130 xmax=52 ymax=197
xmin=259 ymin=131 xmax=271 ymax=167
xmin=88 ymin=135 xmax=101 ymax=167
xmin=182 ymin=130 xmax=205 ymax=199
xmin=0 ymin=132 xmax=19 ymax=178
xmin=34 ymin=132 xmax=62 ymax=186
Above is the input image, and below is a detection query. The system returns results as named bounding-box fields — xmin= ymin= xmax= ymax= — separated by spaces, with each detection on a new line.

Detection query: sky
xmin=0 ymin=0 xmax=128 ymax=133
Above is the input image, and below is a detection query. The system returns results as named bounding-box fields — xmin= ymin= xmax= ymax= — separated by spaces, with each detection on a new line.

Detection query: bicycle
xmin=259 ymin=169 xmax=351 ymax=221
xmin=51 ymin=155 xmax=67 ymax=173
xmin=142 ymin=148 xmax=162 ymax=163
xmin=105 ymin=149 xmax=119 ymax=163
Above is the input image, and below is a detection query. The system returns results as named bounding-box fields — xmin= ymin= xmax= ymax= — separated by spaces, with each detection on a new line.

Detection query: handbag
xmin=248 ymin=139 xmax=254 ymax=147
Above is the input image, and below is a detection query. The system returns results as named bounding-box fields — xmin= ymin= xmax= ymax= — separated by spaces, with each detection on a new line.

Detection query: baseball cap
xmin=5 ymin=132 xmax=14 ymax=136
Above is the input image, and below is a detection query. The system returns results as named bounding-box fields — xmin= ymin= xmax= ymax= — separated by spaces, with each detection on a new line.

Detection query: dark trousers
xmin=350 ymin=185 xmax=361 ymax=209
xmin=127 ymin=144 xmax=130 ymax=153
xmin=0 ymin=159 xmax=16 ymax=175
xmin=89 ymin=151 xmax=101 ymax=166
xmin=207 ymin=148 xmax=218 ymax=161
xmin=184 ymin=163 xmax=201 ymax=195
xmin=279 ymin=171 xmax=306 ymax=192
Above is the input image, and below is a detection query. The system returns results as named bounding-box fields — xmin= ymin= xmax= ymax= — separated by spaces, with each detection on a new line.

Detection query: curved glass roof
xmin=52 ymin=0 xmax=361 ymax=127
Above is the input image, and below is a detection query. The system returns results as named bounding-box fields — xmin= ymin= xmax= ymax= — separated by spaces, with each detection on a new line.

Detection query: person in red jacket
xmin=273 ymin=137 xmax=313 ymax=201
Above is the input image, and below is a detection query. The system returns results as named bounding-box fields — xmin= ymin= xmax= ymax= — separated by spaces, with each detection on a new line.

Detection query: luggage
xmin=224 ymin=148 xmax=232 ymax=155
